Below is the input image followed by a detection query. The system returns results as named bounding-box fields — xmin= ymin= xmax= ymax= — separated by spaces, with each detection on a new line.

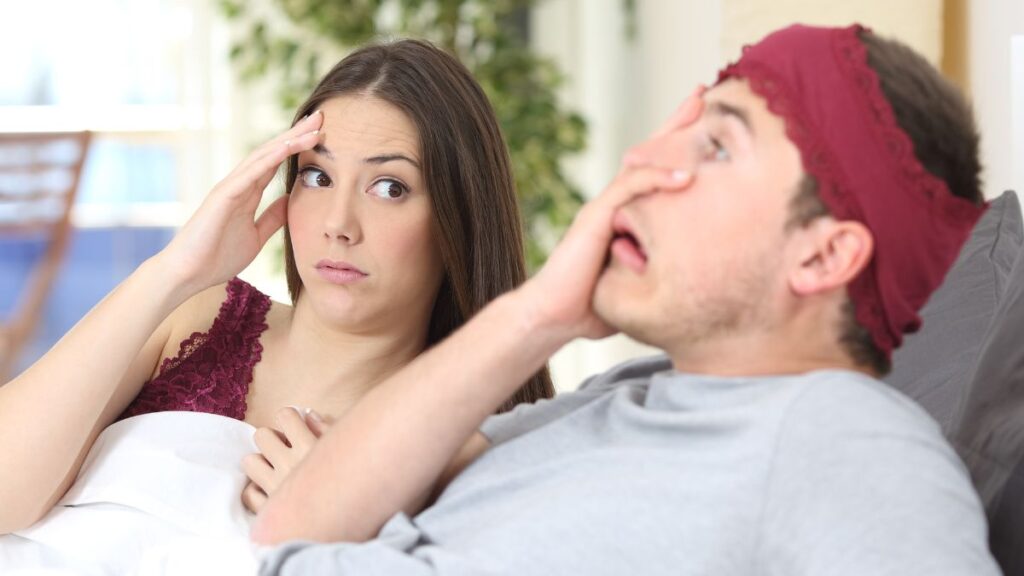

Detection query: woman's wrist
xmin=136 ymin=252 xmax=204 ymax=312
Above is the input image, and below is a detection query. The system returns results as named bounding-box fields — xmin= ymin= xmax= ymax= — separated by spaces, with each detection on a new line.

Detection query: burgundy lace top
xmin=119 ymin=277 xmax=271 ymax=421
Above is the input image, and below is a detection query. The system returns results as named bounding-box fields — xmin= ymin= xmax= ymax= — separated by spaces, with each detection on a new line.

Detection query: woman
xmin=0 ymin=39 xmax=553 ymax=536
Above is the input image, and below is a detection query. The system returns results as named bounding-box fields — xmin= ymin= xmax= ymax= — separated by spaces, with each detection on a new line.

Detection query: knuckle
xmin=276 ymin=406 xmax=301 ymax=425
xmin=253 ymin=427 xmax=277 ymax=446
xmin=242 ymin=453 xmax=262 ymax=471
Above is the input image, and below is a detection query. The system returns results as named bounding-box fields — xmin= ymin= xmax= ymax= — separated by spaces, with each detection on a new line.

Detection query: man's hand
xmin=519 ymin=86 xmax=706 ymax=342
xmin=249 ymin=86 xmax=707 ymax=545
xmin=242 ymin=407 xmax=330 ymax=513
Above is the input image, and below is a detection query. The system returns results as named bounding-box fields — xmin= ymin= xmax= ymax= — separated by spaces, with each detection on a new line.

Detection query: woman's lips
xmin=315 ymin=259 xmax=368 ymax=285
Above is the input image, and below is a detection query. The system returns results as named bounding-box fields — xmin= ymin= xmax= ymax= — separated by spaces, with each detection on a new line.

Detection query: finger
xmin=621 ymin=149 xmax=653 ymax=170
xmin=241 ymin=481 xmax=268 ymax=514
xmin=539 ymin=167 xmax=691 ymax=280
xmin=242 ymin=110 xmax=325 ymax=170
xmin=651 ymin=84 xmax=706 ymax=138
xmin=253 ymin=427 xmax=291 ymax=466
xmin=218 ymin=129 xmax=320 ymax=210
xmin=305 ymin=410 xmax=330 ymax=438
xmin=275 ymin=407 xmax=317 ymax=453
xmin=256 ymin=196 xmax=288 ymax=246
xmin=622 ymin=86 xmax=705 ymax=171
xmin=241 ymin=128 xmax=322 ymax=198
xmin=242 ymin=453 xmax=278 ymax=493
xmin=592 ymin=166 xmax=692 ymax=214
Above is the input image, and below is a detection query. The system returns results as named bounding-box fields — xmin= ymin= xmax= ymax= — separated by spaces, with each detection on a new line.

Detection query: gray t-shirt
xmin=260 ymin=356 xmax=999 ymax=576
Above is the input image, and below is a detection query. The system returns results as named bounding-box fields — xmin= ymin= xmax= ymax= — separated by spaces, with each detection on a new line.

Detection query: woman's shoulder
xmin=155 ymin=278 xmax=280 ymax=371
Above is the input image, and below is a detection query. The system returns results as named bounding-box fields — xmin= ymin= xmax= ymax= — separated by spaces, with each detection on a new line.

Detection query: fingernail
xmin=308 ymin=410 xmax=324 ymax=424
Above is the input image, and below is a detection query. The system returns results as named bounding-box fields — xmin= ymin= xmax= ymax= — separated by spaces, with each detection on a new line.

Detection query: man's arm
xmin=252 ymin=170 xmax=699 ymax=545
xmin=251 ymin=285 xmax=567 ymax=545
xmin=758 ymin=377 xmax=1000 ymax=575
xmin=253 ymin=89 xmax=705 ymax=545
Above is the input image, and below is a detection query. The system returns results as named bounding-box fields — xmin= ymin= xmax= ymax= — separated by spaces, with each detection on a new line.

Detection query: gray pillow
xmin=886 ymin=191 xmax=1023 ymax=434
xmin=953 ymin=191 xmax=1024 ymax=575
xmin=885 ymin=190 xmax=1024 ymax=574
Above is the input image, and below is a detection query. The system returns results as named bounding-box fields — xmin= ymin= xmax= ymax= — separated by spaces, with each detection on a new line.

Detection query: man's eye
xmin=299 ymin=167 xmax=332 ymax=188
xmin=707 ymin=136 xmax=731 ymax=162
xmin=368 ymin=179 xmax=409 ymax=200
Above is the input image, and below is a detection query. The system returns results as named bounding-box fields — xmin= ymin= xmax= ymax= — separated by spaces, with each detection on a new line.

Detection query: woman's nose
xmin=322 ymin=193 xmax=361 ymax=243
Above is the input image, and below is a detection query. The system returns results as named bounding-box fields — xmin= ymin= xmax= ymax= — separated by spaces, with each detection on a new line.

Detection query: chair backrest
xmin=0 ymin=131 xmax=91 ymax=384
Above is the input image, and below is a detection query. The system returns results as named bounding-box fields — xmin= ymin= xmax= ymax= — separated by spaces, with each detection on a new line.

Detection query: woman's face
xmin=288 ymin=95 xmax=444 ymax=334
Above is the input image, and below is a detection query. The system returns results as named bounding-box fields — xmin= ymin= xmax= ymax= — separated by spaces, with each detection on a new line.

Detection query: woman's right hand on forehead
xmin=156 ymin=111 xmax=324 ymax=295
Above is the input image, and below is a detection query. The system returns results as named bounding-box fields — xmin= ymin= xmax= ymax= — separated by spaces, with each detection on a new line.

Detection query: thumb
xmin=255 ymin=195 xmax=288 ymax=246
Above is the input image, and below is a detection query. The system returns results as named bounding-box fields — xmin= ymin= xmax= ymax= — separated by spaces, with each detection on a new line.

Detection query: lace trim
xmin=120 ymin=278 xmax=270 ymax=421
xmin=831 ymin=26 xmax=980 ymax=223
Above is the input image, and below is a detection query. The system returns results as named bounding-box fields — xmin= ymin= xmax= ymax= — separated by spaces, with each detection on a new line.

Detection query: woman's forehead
xmin=317 ymin=95 xmax=421 ymax=162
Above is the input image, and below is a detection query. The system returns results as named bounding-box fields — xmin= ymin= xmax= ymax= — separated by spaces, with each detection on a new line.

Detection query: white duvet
xmin=0 ymin=411 xmax=265 ymax=575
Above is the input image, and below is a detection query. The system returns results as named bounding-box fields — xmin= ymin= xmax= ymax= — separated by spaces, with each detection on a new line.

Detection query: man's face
xmin=593 ymin=78 xmax=806 ymax=354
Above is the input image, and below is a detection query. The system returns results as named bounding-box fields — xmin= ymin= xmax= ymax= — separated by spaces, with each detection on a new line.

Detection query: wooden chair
xmin=0 ymin=131 xmax=91 ymax=384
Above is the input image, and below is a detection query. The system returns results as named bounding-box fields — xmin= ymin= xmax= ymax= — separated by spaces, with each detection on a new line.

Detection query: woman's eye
xmin=298 ymin=167 xmax=332 ymax=188
xmin=368 ymin=179 xmax=409 ymax=200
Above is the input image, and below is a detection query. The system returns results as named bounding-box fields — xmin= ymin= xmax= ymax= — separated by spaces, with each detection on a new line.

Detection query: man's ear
xmin=789 ymin=219 xmax=873 ymax=296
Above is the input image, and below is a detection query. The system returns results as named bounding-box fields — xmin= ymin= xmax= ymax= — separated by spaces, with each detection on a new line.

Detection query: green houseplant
xmin=218 ymin=0 xmax=595 ymax=270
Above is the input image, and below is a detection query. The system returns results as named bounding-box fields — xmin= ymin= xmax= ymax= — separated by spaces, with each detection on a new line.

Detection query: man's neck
xmin=665 ymin=326 xmax=871 ymax=378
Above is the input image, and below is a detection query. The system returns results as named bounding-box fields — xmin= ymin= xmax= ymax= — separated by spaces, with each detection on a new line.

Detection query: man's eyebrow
xmin=705 ymin=101 xmax=754 ymax=137
xmin=312 ymin=144 xmax=421 ymax=168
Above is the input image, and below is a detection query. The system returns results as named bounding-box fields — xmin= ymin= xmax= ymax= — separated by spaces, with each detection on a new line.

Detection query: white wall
xmin=1015 ymin=35 xmax=1024 ymax=194
xmin=970 ymin=0 xmax=1024 ymax=198
xmin=720 ymin=0 xmax=943 ymax=67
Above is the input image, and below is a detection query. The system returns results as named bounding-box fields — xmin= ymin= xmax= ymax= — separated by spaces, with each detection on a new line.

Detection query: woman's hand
xmin=518 ymin=87 xmax=705 ymax=342
xmin=241 ymin=407 xmax=330 ymax=514
xmin=158 ymin=111 xmax=324 ymax=295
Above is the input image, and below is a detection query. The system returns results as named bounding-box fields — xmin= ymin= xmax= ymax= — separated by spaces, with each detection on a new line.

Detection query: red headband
xmin=717 ymin=24 xmax=986 ymax=360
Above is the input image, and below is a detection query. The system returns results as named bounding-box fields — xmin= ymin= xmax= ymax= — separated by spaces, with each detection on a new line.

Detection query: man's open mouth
xmin=610 ymin=213 xmax=648 ymax=271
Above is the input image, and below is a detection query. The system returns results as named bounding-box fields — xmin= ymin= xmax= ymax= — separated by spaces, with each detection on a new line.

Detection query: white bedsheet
xmin=0 ymin=411 xmax=265 ymax=575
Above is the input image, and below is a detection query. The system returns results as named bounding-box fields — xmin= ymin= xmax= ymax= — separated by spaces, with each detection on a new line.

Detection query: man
xmin=254 ymin=24 xmax=1000 ymax=575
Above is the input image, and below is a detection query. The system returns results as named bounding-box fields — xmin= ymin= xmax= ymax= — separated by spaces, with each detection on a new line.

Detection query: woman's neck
xmin=274 ymin=295 xmax=431 ymax=418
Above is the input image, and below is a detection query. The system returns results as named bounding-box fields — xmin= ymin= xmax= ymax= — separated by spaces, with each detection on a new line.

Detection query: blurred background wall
xmin=1 ymin=0 xmax=1022 ymax=390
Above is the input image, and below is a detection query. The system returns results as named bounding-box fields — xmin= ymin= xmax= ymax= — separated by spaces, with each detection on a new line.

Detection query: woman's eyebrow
xmin=705 ymin=101 xmax=754 ymax=138
xmin=311 ymin=144 xmax=420 ymax=169
xmin=313 ymin=143 xmax=335 ymax=160
xmin=364 ymin=154 xmax=421 ymax=169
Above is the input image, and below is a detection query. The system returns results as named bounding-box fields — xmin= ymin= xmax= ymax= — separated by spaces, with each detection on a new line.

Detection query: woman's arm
xmin=0 ymin=112 xmax=324 ymax=533
xmin=0 ymin=262 xmax=188 ymax=533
